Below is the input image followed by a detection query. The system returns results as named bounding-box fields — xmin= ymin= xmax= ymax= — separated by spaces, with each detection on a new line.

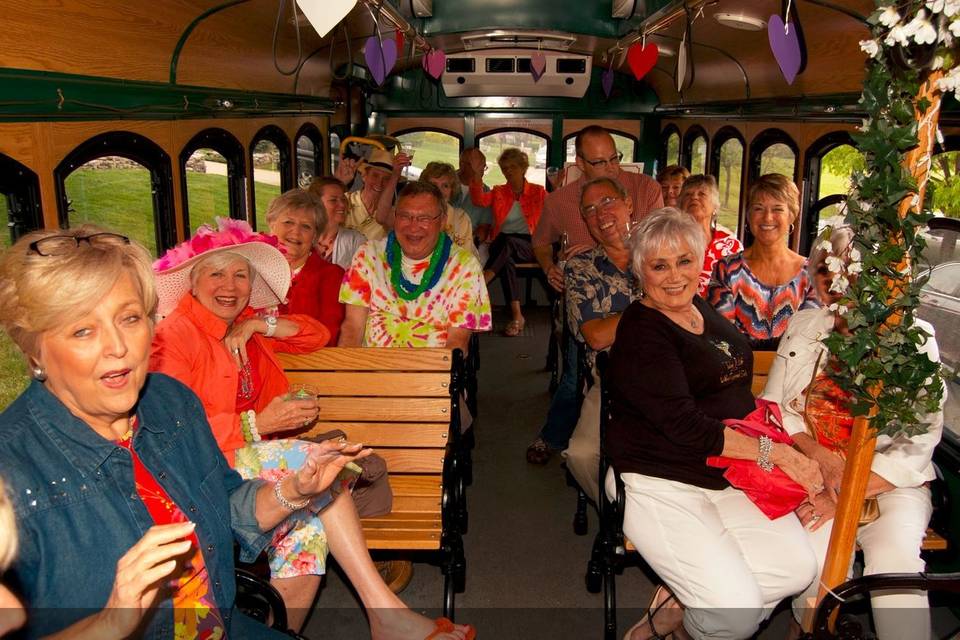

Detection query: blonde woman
xmin=0 ymin=477 xmax=25 ymax=636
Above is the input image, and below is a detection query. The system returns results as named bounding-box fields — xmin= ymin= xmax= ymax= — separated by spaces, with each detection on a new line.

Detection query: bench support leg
xmin=441 ymin=532 xmax=466 ymax=620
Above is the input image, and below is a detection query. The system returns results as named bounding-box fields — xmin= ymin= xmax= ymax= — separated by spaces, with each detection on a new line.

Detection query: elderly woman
xmin=468 ymin=148 xmax=546 ymax=336
xmin=0 ymin=477 xmax=25 ymax=636
xmin=679 ymin=174 xmax=743 ymax=296
xmin=0 ymin=226 xmax=363 ymax=638
xmin=708 ymin=173 xmax=818 ymax=349
xmin=762 ymin=225 xmax=944 ymax=640
xmin=657 ymin=164 xmax=690 ymax=208
xmin=150 ymin=219 xmax=474 ymax=639
xmin=606 ymin=208 xmax=821 ymax=640
xmin=308 ymin=176 xmax=366 ymax=270
xmin=419 ymin=161 xmax=479 ymax=259
xmin=266 ymin=188 xmax=345 ymax=342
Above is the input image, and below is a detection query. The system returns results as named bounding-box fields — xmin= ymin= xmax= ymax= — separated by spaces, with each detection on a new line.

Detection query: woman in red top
xmin=468 ymin=148 xmax=546 ymax=336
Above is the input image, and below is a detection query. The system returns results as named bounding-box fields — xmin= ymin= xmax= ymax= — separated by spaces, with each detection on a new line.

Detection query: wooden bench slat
xmin=318 ymin=397 xmax=451 ymax=422
xmin=378 ymin=449 xmax=446 ymax=473
xmin=363 ymin=531 xmax=441 ymax=550
xmin=287 ymin=371 xmax=452 ymax=397
xmin=279 ymin=348 xmax=453 ymax=371
xmin=389 ymin=474 xmax=444 ymax=496
xmin=305 ymin=422 xmax=449 ymax=447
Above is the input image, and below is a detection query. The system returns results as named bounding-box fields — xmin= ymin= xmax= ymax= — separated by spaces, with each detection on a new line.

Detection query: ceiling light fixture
xmin=713 ymin=12 xmax=767 ymax=31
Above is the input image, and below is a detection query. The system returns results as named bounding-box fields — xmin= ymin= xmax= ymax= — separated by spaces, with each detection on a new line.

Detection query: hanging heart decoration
xmin=601 ymin=67 xmax=614 ymax=98
xmin=364 ymin=36 xmax=398 ymax=85
xmin=627 ymin=42 xmax=659 ymax=81
xmin=423 ymin=49 xmax=446 ymax=80
xmin=767 ymin=15 xmax=802 ymax=84
xmin=676 ymin=31 xmax=688 ymax=92
xmin=530 ymin=51 xmax=547 ymax=82
xmin=395 ymin=31 xmax=405 ymax=57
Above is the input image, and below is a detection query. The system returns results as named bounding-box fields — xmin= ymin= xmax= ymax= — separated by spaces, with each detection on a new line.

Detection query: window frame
xmin=475 ymin=128 xmax=551 ymax=185
xmin=179 ymin=128 xmax=246 ymax=236
xmin=801 ymin=131 xmax=857 ymax=256
xmin=681 ymin=125 xmax=709 ymax=174
xmin=660 ymin=123 xmax=681 ymax=170
xmin=0 ymin=153 xmax=42 ymax=245
xmin=54 ymin=130 xmax=175 ymax=252
xmin=294 ymin=122 xmax=323 ymax=187
xmin=748 ymin=128 xmax=800 ymax=184
xmin=709 ymin=126 xmax=747 ymax=237
xmin=249 ymin=125 xmax=292 ymax=230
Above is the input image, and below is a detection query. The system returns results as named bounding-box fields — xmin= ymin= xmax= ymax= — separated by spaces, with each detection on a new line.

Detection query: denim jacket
xmin=0 ymin=374 xmax=277 ymax=639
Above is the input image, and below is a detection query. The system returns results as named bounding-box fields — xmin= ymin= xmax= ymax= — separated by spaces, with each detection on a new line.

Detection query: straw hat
xmin=153 ymin=217 xmax=290 ymax=318
xmin=360 ymin=148 xmax=395 ymax=175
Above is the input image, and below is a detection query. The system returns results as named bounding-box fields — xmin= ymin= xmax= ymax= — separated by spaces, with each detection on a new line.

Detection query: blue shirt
xmin=499 ymin=201 xmax=531 ymax=235
xmin=0 ymin=375 xmax=284 ymax=639
xmin=452 ymin=183 xmax=492 ymax=228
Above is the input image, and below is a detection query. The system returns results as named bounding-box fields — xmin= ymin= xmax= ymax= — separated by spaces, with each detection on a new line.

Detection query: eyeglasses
xmin=395 ymin=212 xmax=443 ymax=226
xmin=28 ymin=233 xmax=130 ymax=256
xmin=579 ymin=151 xmax=623 ymax=168
xmin=581 ymin=196 xmax=623 ymax=218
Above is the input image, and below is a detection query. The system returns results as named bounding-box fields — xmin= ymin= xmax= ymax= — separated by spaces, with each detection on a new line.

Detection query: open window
xmin=801 ymin=131 xmax=861 ymax=255
xmin=709 ymin=127 xmax=746 ymax=238
xmin=295 ymin=123 xmax=323 ymax=188
xmin=662 ymin=124 xmax=681 ymax=168
xmin=55 ymin=131 xmax=174 ymax=255
xmin=749 ymin=128 xmax=799 ymax=184
xmin=180 ymin=128 xmax=246 ymax=236
xmin=477 ymin=129 xmax=549 ymax=187
xmin=250 ymin=125 xmax=292 ymax=231
xmin=682 ymin=126 xmax=708 ymax=175
xmin=0 ymin=153 xmax=42 ymax=248
xmin=395 ymin=129 xmax=463 ymax=181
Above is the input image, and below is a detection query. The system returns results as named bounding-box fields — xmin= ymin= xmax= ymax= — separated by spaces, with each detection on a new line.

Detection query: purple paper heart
xmin=530 ymin=51 xmax=547 ymax=82
xmin=365 ymin=36 xmax=398 ymax=85
xmin=768 ymin=15 xmax=802 ymax=85
xmin=602 ymin=68 xmax=614 ymax=98
xmin=423 ymin=49 xmax=446 ymax=80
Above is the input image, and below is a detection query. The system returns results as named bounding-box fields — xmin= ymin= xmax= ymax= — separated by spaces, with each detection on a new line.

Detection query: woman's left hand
xmin=796 ymin=493 xmax=837 ymax=531
xmin=223 ymin=319 xmax=263 ymax=367
xmin=289 ymin=439 xmax=373 ymax=499
xmin=772 ymin=443 xmax=824 ymax=501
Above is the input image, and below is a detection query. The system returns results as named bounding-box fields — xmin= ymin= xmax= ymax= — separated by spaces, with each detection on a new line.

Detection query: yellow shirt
xmin=346 ymin=190 xmax=388 ymax=241
xmin=445 ymin=204 xmax=478 ymax=260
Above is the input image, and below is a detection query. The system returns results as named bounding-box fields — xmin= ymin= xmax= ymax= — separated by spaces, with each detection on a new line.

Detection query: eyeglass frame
xmin=580 ymin=196 xmax=624 ymax=218
xmin=577 ymin=150 xmax=624 ymax=169
xmin=28 ymin=232 xmax=131 ymax=256
xmin=394 ymin=211 xmax=444 ymax=226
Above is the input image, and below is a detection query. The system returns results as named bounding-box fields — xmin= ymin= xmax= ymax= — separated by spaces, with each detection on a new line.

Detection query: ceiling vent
xmin=461 ymin=31 xmax=577 ymax=51
xmin=410 ymin=0 xmax=432 ymax=17
xmin=442 ymin=48 xmax=592 ymax=98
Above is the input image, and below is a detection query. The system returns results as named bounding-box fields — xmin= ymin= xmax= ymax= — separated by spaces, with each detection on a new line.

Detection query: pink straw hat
xmin=153 ymin=217 xmax=290 ymax=317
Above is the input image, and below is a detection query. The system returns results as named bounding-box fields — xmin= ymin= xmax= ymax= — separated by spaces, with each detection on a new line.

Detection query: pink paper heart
xmin=602 ymin=68 xmax=614 ymax=97
xmin=768 ymin=15 xmax=802 ymax=84
xmin=423 ymin=49 xmax=446 ymax=80
xmin=364 ymin=36 xmax=397 ymax=85
xmin=530 ymin=51 xmax=547 ymax=82
xmin=627 ymin=42 xmax=658 ymax=81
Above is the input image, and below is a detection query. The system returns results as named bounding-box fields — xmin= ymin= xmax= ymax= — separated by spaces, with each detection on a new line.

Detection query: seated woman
xmin=467 ymin=148 xmax=546 ymax=337
xmin=707 ymin=173 xmax=818 ymax=349
xmin=266 ymin=188 xmax=345 ymax=342
xmin=419 ymin=161 xmax=479 ymax=259
xmin=762 ymin=225 xmax=944 ymax=640
xmin=607 ymin=208 xmax=821 ymax=640
xmin=151 ymin=218 xmax=473 ymax=639
xmin=0 ymin=226 xmax=364 ymax=638
xmin=678 ymin=174 xmax=743 ymax=296
xmin=0 ymin=477 xmax=25 ymax=636
xmin=308 ymin=176 xmax=366 ymax=270
xmin=656 ymin=164 xmax=690 ymax=209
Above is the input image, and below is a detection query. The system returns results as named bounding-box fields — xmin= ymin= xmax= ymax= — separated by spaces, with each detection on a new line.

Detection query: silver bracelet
xmin=757 ymin=435 xmax=775 ymax=473
xmin=273 ymin=476 xmax=309 ymax=511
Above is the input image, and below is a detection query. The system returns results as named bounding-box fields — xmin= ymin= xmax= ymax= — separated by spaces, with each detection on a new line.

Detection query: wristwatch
xmin=264 ymin=315 xmax=277 ymax=338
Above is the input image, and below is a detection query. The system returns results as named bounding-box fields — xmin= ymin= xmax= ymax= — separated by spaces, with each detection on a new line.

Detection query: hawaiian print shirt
xmin=700 ymin=227 xmax=743 ymax=297
xmin=565 ymin=247 xmax=640 ymax=370
xmin=340 ymin=235 xmax=492 ymax=347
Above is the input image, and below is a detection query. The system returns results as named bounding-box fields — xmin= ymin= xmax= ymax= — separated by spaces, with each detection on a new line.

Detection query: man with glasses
xmin=526 ymin=126 xmax=662 ymax=465
xmin=454 ymin=148 xmax=494 ymax=263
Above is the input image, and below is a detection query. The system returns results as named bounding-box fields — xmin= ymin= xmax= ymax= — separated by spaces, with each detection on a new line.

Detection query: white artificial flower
xmin=847 ymin=261 xmax=863 ymax=275
xmin=885 ymin=24 xmax=910 ymax=46
xmin=860 ymin=39 xmax=880 ymax=57
xmin=829 ymin=274 xmax=850 ymax=294
xmin=824 ymin=215 xmax=847 ymax=229
xmin=907 ymin=10 xmax=938 ymax=44
xmin=944 ymin=0 xmax=960 ymax=17
xmin=950 ymin=17 xmax=960 ymax=36
xmin=879 ymin=5 xmax=902 ymax=27
xmin=928 ymin=0 xmax=945 ymax=12
xmin=932 ymin=54 xmax=945 ymax=69
xmin=826 ymin=255 xmax=845 ymax=275
xmin=849 ymin=247 xmax=861 ymax=262
xmin=818 ymin=240 xmax=834 ymax=252
xmin=938 ymin=66 xmax=960 ymax=93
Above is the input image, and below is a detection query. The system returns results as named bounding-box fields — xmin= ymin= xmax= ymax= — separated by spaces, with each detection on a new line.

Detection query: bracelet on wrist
xmin=240 ymin=410 xmax=261 ymax=443
xmin=757 ymin=435 xmax=775 ymax=473
xmin=274 ymin=476 xmax=310 ymax=511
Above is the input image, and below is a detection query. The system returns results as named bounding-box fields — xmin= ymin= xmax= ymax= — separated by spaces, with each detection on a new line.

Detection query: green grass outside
xmin=0 ymin=332 xmax=28 ymax=411
xmin=0 ymin=196 xmax=9 ymax=249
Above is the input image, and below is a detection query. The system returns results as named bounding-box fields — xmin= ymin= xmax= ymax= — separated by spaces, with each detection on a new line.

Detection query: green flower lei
xmin=386 ymin=231 xmax=452 ymax=301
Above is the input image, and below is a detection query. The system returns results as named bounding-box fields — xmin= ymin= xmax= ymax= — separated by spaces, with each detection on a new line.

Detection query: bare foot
xmin=369 ymin=609 xmax=472 ymax=640
xmin=623 ymin=585 xmax=684 ymax=640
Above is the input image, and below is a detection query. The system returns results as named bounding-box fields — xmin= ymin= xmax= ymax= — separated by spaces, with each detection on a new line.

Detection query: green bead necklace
xmin=386 ymin=232 xmax=452 ymax=301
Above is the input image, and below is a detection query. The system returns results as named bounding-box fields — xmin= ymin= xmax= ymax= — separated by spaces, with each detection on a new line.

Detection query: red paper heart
xmin=395 ymin=31 xmax=405 ymax=57
xmin=627 ymin=42 xmax=659 ymax=81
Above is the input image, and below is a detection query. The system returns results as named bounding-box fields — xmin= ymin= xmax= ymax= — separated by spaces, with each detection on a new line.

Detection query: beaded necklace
xmin=386 ymin=231 xmax=451 ymax=301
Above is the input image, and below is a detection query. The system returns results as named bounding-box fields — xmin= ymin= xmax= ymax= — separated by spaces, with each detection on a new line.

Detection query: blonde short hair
xmin=498 ymin=148 xmax=529 ymax=172
xmin=749 ymin=173 xmax=800 ymax=221
xmin=0 ymin=477 xmax=16 ymax=570
xmin=265 ymin=188 xmax=326 ymax=236
xmin=0 ymin=225 xmax=156 ymax=360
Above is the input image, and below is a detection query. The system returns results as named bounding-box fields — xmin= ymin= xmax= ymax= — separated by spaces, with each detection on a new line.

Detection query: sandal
xmin=425 ymin=616 xmax=476 ymax=640
xmin=525 ymin=437 xmax=553 ymax=465
xmin=623 ymin=584 xmax=678 ymax=640
xmin=503 ymin=318 xmax=525 ymax=337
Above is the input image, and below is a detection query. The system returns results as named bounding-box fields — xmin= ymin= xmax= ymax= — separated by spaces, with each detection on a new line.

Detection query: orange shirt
xmin=150 ymin=294 xmax=330 ymax=464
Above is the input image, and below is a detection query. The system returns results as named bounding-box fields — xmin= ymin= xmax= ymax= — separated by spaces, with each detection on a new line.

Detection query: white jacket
xmin=760 ymin=308 xmax=944 ymax=488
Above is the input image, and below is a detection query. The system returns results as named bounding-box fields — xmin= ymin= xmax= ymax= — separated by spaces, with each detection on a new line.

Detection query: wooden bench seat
xmin=279 ymin=347 xmax=469 ymax=616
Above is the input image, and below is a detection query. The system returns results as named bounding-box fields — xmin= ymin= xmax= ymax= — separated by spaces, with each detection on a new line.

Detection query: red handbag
xmin=706 ymin=399 xmax=807 ymax=519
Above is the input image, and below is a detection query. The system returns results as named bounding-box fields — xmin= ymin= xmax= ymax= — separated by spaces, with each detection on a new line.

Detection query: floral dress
xmin=339 ymin=234 xmax=492 ymax=347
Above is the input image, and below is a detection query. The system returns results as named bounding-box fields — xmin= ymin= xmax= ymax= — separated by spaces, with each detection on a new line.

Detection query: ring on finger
xmin=233 ymin=347 xmax=241 ymax=354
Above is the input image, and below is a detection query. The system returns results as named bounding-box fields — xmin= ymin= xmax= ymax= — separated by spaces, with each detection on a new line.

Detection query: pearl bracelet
xmin=274 ymin=476 xmax=309 ymax=511
xmin=757 ymin=435 xmax=775 ymax=473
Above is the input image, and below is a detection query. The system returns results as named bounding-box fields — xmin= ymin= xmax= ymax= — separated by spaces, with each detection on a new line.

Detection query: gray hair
xmin=808 ymin=225 xmax=855 ymax=281
xmin=679 ymin=174 xmax=720 ymax=211
xmin=629 ymin=207 xmax=706 ymax=289
xmin=189 ymin=251 xmax=257 ymax=291
xmin=265 ymin=188 xmax=327 ymax=236
xmin=579 ymin=176 xmax=628 ymax=207
xmin=0 ymin=477 xmax=17 ymax=570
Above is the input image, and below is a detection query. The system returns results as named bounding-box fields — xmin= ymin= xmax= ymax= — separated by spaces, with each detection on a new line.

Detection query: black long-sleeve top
xmin=605 ymin=295 xmax=755 ymax=489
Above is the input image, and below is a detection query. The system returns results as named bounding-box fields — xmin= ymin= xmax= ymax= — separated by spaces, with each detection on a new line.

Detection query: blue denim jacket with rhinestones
xmin=0 ymin=374 xmax=276 ymax=638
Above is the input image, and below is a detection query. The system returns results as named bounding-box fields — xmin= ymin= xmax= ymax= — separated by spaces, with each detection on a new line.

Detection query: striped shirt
xmin=531 ymin=170 xmax=663 ymax=249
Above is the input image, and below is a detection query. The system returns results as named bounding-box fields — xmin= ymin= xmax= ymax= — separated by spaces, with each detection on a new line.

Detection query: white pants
xmin=561 ymin=382 xmax=601 ymax=503
xmin=792 ymin=486 xmax=933 ymax=640
xmin=608 ymin=470 xmax=817 ymax=640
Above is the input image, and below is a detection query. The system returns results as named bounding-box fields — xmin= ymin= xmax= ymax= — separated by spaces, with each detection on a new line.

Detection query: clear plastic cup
xmin=287 ymin=383 xmax=318 ymax=401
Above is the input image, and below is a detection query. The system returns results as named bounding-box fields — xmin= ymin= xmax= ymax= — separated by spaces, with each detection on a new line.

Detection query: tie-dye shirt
xmin=339 ymin=235 xmax=492 ymax=347
xmin=707 ymin=252 xmax=819 ymax=348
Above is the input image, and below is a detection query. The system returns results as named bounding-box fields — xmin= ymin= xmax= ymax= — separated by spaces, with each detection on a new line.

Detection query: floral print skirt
xmin=233 ymin=439 xmax=358 ymax=579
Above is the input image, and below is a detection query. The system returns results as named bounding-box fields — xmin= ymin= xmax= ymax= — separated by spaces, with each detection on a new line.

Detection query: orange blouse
xmin=469 ymin=180 xmax=545 ymax=240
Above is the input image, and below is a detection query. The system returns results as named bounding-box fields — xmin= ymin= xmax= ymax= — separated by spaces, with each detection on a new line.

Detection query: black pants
xmin=484 ymin=233 xmax=534 ymax=303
